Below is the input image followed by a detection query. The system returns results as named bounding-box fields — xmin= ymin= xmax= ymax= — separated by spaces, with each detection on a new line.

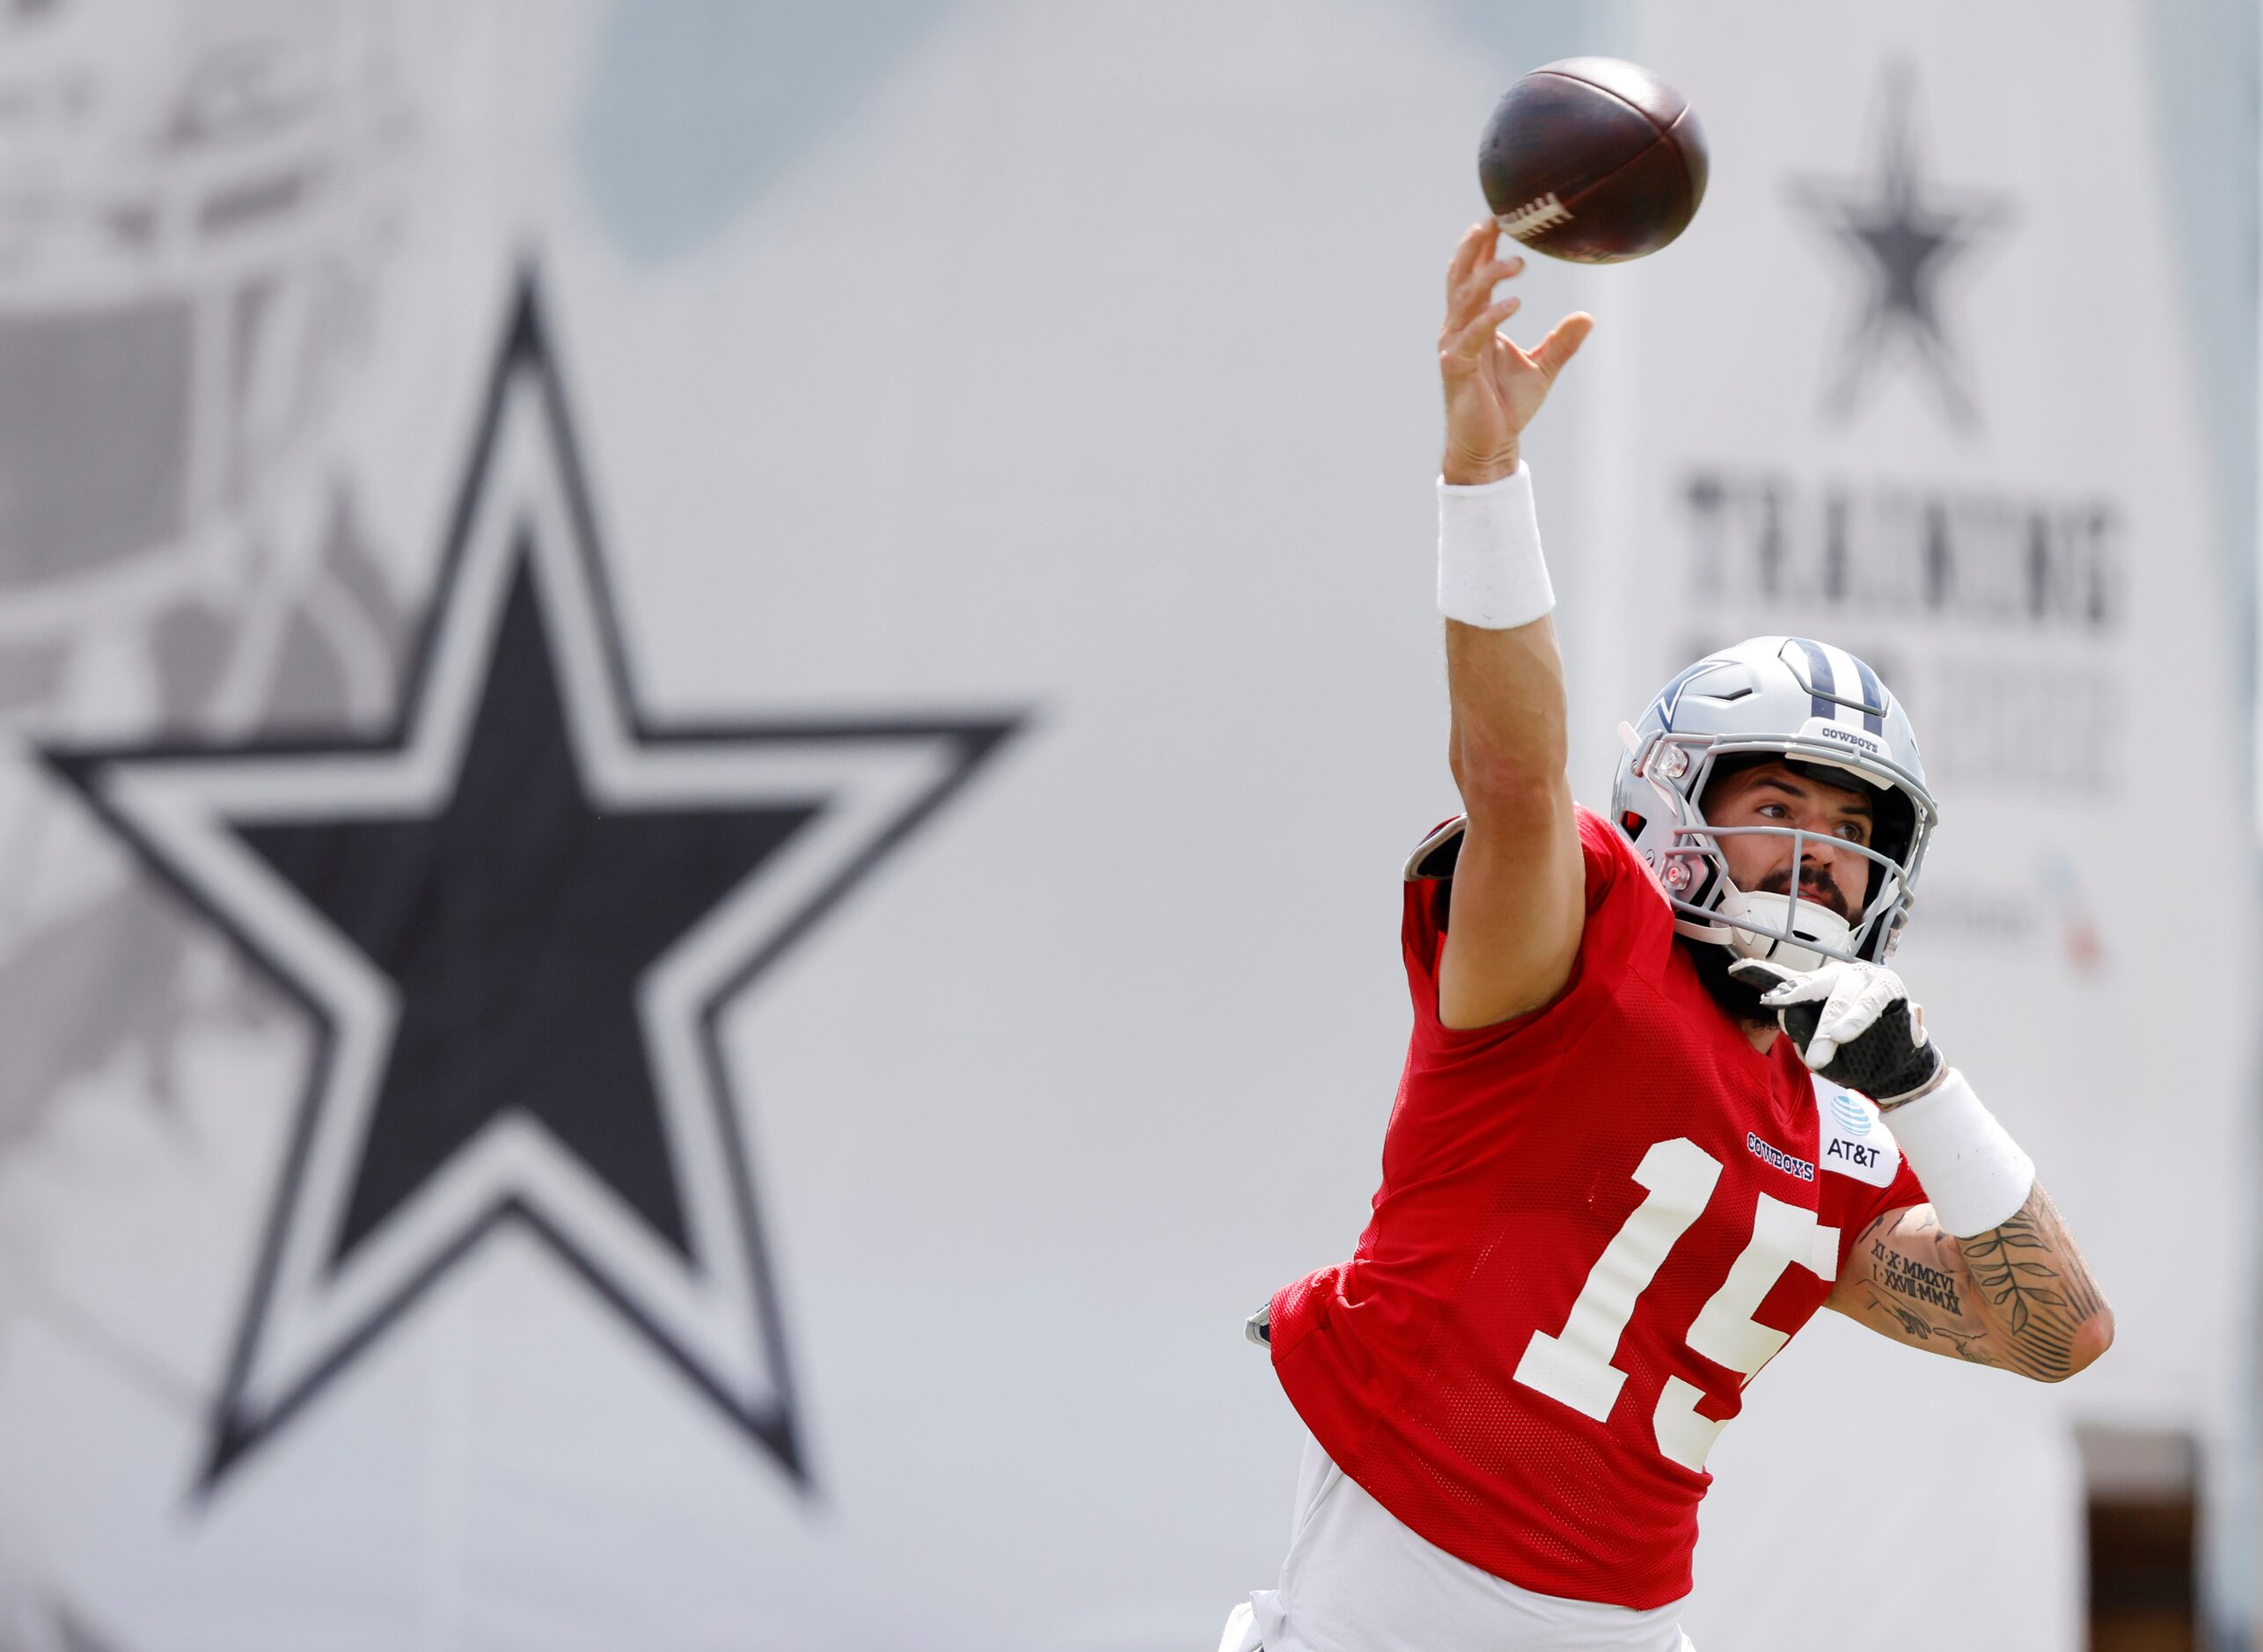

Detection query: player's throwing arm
xmin=1433 ymin=220 xmax=1593 ymax=1029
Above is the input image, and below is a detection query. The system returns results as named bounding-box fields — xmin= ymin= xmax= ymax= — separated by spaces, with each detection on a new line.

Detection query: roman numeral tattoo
xmin=1842 ymin=1186 xmax=2107 ymax=1382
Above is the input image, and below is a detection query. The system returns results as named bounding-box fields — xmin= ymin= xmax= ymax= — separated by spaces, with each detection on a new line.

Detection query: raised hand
xmin=1438 ymin=220 xmax=1594 ymax=486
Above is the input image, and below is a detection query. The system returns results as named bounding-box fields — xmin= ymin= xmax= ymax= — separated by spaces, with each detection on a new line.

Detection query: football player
xmin=1219 ymin=224 xmax=2112 ymax=1652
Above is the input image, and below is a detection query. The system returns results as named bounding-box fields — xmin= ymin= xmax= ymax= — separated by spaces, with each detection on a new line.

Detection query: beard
xmin=1681 ymin=934 xmax=1771 ymax=1027
xmin=1755 ymin=862 xmax=1856 ymax=923
xmin=1683 ymin=867 xmax=1858 ymax=1028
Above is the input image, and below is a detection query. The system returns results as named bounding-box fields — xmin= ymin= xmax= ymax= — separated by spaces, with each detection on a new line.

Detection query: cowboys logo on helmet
xmin=1610 ymin=636 xmax=1937 ymax=972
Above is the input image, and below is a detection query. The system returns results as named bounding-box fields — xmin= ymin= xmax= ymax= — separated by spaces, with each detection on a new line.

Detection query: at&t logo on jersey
xmin=1829 ymin=1090 xmax=1871 ymax=1135
xmin=1815 ymin=1081 xmax=1903 ymax=1188
xmin=1827 ymin=1135 xmax=1883 ymax=1172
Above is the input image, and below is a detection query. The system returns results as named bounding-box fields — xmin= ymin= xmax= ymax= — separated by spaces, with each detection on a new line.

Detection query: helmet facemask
xmin=1623 ymin=731 xmax=1934 ymax=971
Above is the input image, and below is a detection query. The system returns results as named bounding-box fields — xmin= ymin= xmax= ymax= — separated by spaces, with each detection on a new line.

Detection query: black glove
xmin=1726 ymin=957 xmax=1944 ymax=1105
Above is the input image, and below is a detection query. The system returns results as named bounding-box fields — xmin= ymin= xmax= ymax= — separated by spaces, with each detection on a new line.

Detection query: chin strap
xmin=1720 ymin=889 xmax=1852 ymax=975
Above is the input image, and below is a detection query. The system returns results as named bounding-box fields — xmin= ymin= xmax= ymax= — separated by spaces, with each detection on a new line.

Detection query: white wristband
xmin=1438 ymin=464 xmax=1553 ymax=629
xmin=1882 ymin=1070 xmax=2036 ymax=1238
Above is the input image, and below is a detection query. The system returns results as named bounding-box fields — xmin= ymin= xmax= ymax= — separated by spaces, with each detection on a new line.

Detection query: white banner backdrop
xmin=0 ymin=3 xmax=2242 ymax=1650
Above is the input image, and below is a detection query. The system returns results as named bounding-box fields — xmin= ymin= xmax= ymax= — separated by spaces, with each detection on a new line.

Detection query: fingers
xmin=1752 ymin=965 xmax=1835 ymax=1006
xmin=1812 ymin=974 xmax=1871 ymax=1050
xmin=1444 ymin=253 xmax=1526 ymax=338
xmin=1814 ymin=968 xmax=1906 ymax=1049
xmin=1727 ymin=958 xmax=1800 ymax=995
xmin=1531 ymin=311 xmax=1594 ymax=380
xmin=1446 ymin=219 xmax=1500 ymax=297
xmin=1439 ymin=230 xmax=1590 ymax=389
xmin=1729 ymin=956 xmax=1841 ymax=1068
xmin=1442 ymin=296 xmax=1520 ymax=363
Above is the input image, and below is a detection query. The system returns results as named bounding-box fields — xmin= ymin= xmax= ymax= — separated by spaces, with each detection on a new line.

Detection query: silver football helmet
xmin=1609 ymin=636 xmax=1938 ymax=970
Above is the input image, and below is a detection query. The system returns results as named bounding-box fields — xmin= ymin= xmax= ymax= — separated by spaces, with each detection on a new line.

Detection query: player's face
xmin=1701 ymin=761 xmax=1874 ymax=923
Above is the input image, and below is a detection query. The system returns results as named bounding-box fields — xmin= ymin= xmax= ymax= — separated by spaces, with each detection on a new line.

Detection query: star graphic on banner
xmin=1791 ymin=63 xmax=2010 ymax=426
xmin=43 ymin=279 xmax=1021 ymax=1494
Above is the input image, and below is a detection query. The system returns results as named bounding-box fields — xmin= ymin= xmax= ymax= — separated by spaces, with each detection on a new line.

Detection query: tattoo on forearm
xmin=1868 ymin=1239 xmax=1962 ymax=1315
xmin=1848 ymin=1186 xmax=2106 ymax=1381
xmin=1855 ymin=1287 xmax=2003 ymax=1369
xmin=1957 ymin=1186 xmax=2102 ymax=1379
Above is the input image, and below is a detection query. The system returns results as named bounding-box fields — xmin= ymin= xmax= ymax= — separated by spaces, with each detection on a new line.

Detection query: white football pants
xmin=1220 ymin=1435 xmax=1695 ymax=1652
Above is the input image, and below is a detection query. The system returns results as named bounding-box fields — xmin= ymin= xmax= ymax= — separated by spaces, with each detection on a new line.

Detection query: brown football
xmin=1477 ymin=58 xmax=1708 ymax=264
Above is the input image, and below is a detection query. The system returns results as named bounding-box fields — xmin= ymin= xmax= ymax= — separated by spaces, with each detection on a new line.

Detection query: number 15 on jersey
xmin=1513 ymin=1137 xmax=1840 ymax=1470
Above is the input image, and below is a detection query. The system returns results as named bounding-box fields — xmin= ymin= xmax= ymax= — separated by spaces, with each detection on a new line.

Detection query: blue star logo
xmin=1791 ymin=63 xmax=2011 ymax=428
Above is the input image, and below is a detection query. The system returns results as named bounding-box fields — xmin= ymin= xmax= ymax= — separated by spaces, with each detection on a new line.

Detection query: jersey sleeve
xmin=1399 ymin=805 xmax=1667 ymax=1056
xmin=1822 ymin=1107 xmax=1930 ymax=1277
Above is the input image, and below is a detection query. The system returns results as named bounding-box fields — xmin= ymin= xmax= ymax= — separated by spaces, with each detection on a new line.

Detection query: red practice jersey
xmin=1268 ymin=806 xmax=1926 ymax=1609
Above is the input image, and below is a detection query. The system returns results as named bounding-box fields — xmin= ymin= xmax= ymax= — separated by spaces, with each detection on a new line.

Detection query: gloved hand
xmin=1727 ymin=957 xmax=1944 ymax=1106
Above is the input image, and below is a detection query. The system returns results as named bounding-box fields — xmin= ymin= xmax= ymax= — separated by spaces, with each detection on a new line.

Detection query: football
xmin=1477 ymin=57 xmax=1709 ymax=263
